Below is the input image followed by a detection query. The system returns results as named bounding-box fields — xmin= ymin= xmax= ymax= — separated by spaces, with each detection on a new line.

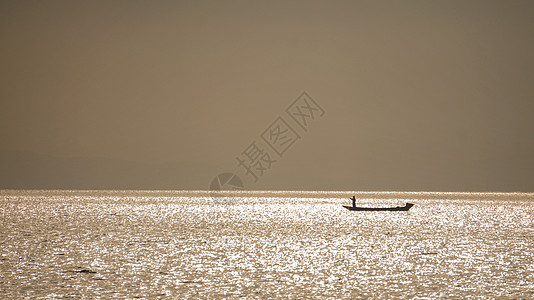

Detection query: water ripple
xmin=1 ymin=191 xmax=533 ymax=298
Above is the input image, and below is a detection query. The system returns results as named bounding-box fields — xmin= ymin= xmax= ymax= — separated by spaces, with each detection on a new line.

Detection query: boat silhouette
xmin=343 ymin=196 xmax=414 ymax=211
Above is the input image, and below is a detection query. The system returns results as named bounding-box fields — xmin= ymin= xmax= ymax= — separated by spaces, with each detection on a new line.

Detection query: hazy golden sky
xmin=1 ymin=1 xmax=533 ymax=191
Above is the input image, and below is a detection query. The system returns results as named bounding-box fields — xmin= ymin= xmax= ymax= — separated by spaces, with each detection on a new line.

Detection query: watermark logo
xmin=208 ymin=172 xmax=244 ymax=202
xmin=209 ymin=172 xmax=244 ymax=191
xmin=286 ymin=91 xmax=325 ymax=132
xmin=210 ymin=91 xmax=325 ymax=192
xmin=261 ymin=117 xmax=300 ymax=157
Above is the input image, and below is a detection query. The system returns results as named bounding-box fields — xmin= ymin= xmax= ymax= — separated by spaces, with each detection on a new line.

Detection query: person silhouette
xmin=350 ymin=196 xmax=356 ymax=207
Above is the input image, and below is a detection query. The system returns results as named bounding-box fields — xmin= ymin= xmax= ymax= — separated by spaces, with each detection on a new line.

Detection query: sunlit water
xmin=1 ymin=190 xmax=533 ymax=299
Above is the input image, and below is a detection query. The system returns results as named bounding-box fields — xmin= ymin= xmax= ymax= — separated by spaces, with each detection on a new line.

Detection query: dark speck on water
xmin=74 ymin=268 xmax=97 ymax=274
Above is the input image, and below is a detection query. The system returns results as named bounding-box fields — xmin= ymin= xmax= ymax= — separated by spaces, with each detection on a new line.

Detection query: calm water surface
xmin=1 ymin=190 xmax=533 ymax=299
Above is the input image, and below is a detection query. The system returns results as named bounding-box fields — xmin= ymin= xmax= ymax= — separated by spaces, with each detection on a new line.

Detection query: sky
xmin=1 ymin=1 xmax=533 ymax=192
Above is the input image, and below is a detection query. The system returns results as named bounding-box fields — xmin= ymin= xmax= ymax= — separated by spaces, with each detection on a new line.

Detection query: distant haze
xmin=1 ymin=1 xmax=533 ymax=192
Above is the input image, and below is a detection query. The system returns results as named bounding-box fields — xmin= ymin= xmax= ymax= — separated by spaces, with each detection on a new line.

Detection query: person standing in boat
xmin=350 ymin=196 xmax=356 ymax=208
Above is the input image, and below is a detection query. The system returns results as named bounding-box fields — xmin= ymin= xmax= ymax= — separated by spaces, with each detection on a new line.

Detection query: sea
xmin=1 ymin=190 xmax=533 ymax=299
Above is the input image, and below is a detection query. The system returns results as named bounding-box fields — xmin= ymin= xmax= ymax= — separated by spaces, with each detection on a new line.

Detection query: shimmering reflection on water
xmin=1 ymin=191 xmax=533 ymax=298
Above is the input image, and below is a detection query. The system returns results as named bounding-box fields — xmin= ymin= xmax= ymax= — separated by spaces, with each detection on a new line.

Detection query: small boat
xmin=343 ymin=196 xmax=414 ymax=211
